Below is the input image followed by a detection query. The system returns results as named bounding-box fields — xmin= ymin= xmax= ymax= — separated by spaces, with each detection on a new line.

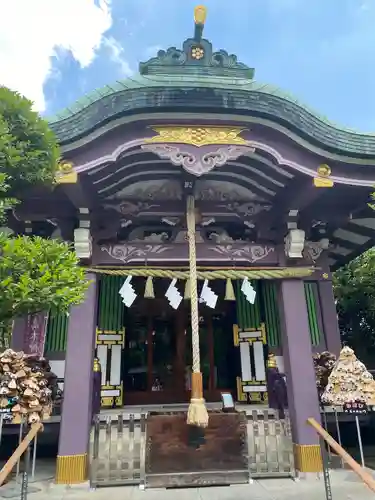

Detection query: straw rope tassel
xmin=225 ymin=278 xmax=236 ymax=301
xmin=144 ymin=276 xmax=155 ymax=298
xmin=184 ymin=279 xmax=191 ymax=300
xmin=186 ymin=195 xmax=209 ymax=428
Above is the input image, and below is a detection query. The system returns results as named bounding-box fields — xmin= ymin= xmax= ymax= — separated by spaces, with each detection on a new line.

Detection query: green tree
xmin=0 ymin=88 xmax=88 ymax=348
xmin=0 ymin=86 xmax=59 ymax=194
xmin=0 ymin=173 xmax=17 ymax=223
xmin=334 ymin=249 xmax=375 ymax=367
xmin=333 ymin=192 xmax=375 ymax=367
xmin=0 ymin=235 xmax=89 ymax=324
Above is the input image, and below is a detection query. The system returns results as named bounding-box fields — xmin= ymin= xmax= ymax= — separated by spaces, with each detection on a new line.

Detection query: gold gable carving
xmin=145 ymin=126 xmax=249 ymax=147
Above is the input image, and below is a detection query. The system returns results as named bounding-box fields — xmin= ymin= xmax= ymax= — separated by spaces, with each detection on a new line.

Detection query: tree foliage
xmin=0 ymin=88 xmax=88 ymax=329
xmin=334 ymin=249 xmax=375 ymax=366
xmin=0 ymin=173 xmax=17 ymax=224
xmin=0 ymin=86 xmax=59 ymax=195
xmin=0 ymin=235 xmax=89 ymax=323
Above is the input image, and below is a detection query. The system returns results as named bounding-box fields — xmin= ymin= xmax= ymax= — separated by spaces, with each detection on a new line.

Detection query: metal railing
xmin=89 ymin=408 xmax=294 ymax=489
xmin=90 ymin=412 xmax=147 ymax=488
xmin=246 ymin=409 xmax=295 ymax=478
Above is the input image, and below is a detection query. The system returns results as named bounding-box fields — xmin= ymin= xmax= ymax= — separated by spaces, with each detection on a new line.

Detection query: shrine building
xmin=9 ymin=4 xmax=375 ymax=485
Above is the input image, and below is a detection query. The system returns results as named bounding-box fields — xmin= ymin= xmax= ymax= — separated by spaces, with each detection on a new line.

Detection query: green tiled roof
xmin=47 ymin=74 xmax=375 ymax=156
xmin=46 ymin=12 xmax=375 ymax=155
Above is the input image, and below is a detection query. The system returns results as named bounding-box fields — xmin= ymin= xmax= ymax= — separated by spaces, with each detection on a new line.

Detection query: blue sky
xmin=1 ymin=0 xmax=375 ymax=131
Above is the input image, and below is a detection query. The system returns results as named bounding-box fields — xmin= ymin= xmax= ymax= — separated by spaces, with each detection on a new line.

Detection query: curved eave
xmin=47 ymin=75 xmax=375 ymax=158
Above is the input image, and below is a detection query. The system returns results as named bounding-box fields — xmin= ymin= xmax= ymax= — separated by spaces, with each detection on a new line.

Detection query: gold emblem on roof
xmin=145 ymin=126 xmax=249 ymax=147
xmin=314 ymin=163 xmax=334 ymax=188
xmin=191 ymin=46 xmax=205 ymax=60
xmin=55 ymin=161 xmax=77 ymax=185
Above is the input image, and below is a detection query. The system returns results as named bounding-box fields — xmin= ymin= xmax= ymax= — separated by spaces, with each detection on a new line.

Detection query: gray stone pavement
xmin=1 ymin=470 xmax=375 ymax=500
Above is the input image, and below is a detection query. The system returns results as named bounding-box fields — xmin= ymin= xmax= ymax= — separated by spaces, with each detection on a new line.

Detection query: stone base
xmin=55 ymin=453 xmax=88 ymax=484
xmin=293 ymin=444 xmax=322 ymax=473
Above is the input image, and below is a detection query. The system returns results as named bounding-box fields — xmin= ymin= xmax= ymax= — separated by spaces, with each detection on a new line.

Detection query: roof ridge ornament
xmin=139 ymin=5 xmax=254 ymax=80
xmin=193 ymin=5 xmax=207 ymax=42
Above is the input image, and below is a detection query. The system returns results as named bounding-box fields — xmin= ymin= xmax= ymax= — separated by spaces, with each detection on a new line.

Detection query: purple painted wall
xmin=58 ymin=273 xmax=98 ymax=457
xmin=279 ymin=280 xmax=321 ymax=445
xmin=67 ymin=121 xmax=312 ymax=170
xmin=66 ymin=120 xmax=362 ymax=181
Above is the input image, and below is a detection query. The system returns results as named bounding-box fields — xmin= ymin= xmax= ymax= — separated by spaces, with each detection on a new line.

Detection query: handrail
xmin=307 ymin=417 xmax=375 ymax=493
xmin=0 ymin=422 xmax=43 ymax=487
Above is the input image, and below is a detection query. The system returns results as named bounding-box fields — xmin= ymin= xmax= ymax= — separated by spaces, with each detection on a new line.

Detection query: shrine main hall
xmin=10 ymin=5 xmax=375 ymax=484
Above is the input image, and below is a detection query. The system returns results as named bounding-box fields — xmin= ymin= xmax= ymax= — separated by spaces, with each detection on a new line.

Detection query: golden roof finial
xmin=194 ymin=5 xmax=207 ymax=25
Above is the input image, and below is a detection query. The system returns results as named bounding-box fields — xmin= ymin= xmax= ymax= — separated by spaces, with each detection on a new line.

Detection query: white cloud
xmin=102 ymin=37 xmax=133 ymax=77
xmin=0 ymin=0 xmax=112 ymax=111
xmin=143 ymin=45 xmax=163 ymax=59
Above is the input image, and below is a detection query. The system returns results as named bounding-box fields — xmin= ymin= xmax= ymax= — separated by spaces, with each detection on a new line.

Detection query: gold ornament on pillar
xmin=186 ymin=195 xmax=209 ymax=428
xmin=267 ymin=353 xmax=277 ymax=368
xmin=93 ymin=357 xmax=101 ymax=372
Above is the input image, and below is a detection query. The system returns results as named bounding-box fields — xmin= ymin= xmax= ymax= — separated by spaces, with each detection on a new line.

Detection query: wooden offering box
xmin=145 ymin=411 xmax=249 ymax=488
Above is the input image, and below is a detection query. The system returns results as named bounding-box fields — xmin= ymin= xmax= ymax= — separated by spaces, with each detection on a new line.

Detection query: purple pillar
xmin=279 ymin=279 xmax=322 ymax=473
xmin=56 ymin=273 xmax=98 ymax=484
xmin=318 ymin=279 xmax=341 ymax=357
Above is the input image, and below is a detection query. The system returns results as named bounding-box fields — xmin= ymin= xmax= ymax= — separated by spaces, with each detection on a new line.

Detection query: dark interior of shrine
xmin=122 ymin=278 xmax=239 ymax=405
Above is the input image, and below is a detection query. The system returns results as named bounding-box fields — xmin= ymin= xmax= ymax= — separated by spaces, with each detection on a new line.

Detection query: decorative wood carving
xmin=103 ymin=201 xmax=162 ymax=216
xmin=220 ymin=202 xmax=272 ymax=217
xmin=141 ymin=144 xmax=254 ymax=177
xmin=97 ymin=242 xmax=278 ymax=265
xmin=208 ymin=245 xmax=275 ymax=263
xmin=304 ymin=241 xmax=325 ymax=262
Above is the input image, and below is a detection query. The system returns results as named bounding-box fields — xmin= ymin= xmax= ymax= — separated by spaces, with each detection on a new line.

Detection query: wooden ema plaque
xmin=145 ymin=412 xmax=249 ymax=488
